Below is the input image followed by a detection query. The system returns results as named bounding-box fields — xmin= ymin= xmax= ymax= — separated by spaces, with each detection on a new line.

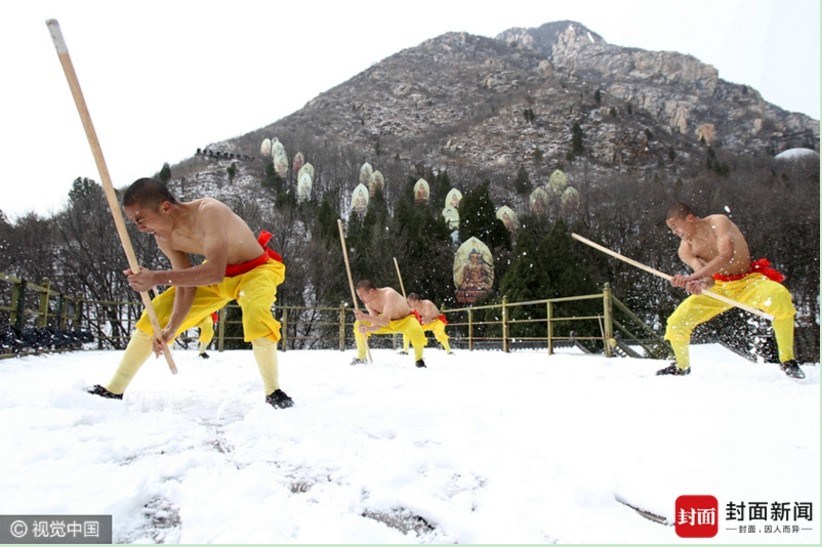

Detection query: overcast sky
xmin=1 ymin=0 xmax=818 ymax=221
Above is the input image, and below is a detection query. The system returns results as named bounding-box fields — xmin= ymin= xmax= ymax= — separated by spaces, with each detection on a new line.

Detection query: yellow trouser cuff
xmin=773 ymin=316 xmax=795 ymax=362
xmin=252 ymin=338 xmax=279 ymax=394
xmin=668 ymin=338 xmax=690 ymax=369
xmin=106 ymin=330 xmax=154 ymax=394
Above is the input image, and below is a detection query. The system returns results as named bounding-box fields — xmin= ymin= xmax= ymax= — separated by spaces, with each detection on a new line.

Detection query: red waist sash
xmin=224 ymin=230 xmax=283 ymax=277
xmin=712 ymin=258 xmax=784 ymax=283
xmin=416 ymin=313 xmax=447 ymax=325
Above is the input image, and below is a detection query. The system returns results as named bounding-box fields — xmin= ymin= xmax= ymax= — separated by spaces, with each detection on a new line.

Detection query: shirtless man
xmin=659 ymin=202 xmax=803 ymax=378
xmin=402 ymin=293 xmax=453 ymax=355
xmin=353 ymin=280 xmax=427 ymax=367
xmin=87 ymin=177 xmax=295 ymax=407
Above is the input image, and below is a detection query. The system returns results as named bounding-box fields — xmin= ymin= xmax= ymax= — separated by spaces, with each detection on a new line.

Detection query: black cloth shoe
xmin=199 ymin=352 xmax=210 ymax=359
xmin=350 ymin=357 xmax=367 ymax=365
xmin=656 ymin=363 xmax=690 ymax=376
xmin=415 ymin=359 xmax=427 ymax=368
xmin=398 ymin=350 xmax=409 ymax=355
xmin=265 ymin=389 xmax=294 ymax=409
xmin=87 ymin=384 xmax=123 ymax=400
xmin=780 ymin=360 xmax=805 ymax=379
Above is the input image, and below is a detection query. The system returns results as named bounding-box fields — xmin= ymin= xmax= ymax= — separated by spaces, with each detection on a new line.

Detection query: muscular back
xmin=367 ymin=288 xmax=413 ymax=320
xmin=417 ymin=299 xmax=441 ymax=324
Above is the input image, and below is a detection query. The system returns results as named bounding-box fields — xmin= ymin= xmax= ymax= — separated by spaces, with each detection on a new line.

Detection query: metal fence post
xmin=468 ymin=308 xmax=474 ymax=351
xmin=546 ymin=301 xmax=554 ymax=355
xmin=74 ymin=299 xmax=81 ymax=328
xmin=57 ymin=293 xmax=66 ymax=330
xmin=38 ymin=278 xmax=51 ymax=328
xmin=502 ymin=295 xmax=509 ymax=353
xmin=12 ymin=278 xmax=26 ymax=331
xmin=603 ymin=283 xmax=614 ymax=357
xmin=217 ymin=307 xmax=226 ymax=352
xmin=339 ymin=303 xmax=346 ymax=351
xmin=280 ymin=307 xmax=288 ymax=351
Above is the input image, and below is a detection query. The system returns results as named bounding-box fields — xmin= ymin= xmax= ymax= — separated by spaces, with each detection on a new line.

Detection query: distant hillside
xmin=165 ymin=20 xmax=817 ymax=215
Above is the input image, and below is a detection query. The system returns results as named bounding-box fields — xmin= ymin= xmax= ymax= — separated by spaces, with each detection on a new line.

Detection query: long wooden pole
xmin=571 ymin=232 xmax=774 ymax=321
xmin=393 ymin=257 xmax=406 ymax=298
xmin=46 ymin=19 xmax=177 ymax=373
xmin=337 ymin=219 xmax=372 ymax=362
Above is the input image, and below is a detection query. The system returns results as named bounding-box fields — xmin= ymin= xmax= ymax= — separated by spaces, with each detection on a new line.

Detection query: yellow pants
xmin=664 ymin=273 xmax=796 ymax=368
xmin=195 ymin=314 xmax=214 ymax=352
xmin=355 ymin=315 xmax=427 ymax=361
xmin=107 ymin=260 xmax=286 ymax=394
xmin=403 ymin=319 xmax=451 ymax=353
xmin=136 ymin=260 xmax=285 ymax=343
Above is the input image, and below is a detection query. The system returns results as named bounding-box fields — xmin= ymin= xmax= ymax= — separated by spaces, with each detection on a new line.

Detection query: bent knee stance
xmin=664 ymin=295 xmax=729 ymax=343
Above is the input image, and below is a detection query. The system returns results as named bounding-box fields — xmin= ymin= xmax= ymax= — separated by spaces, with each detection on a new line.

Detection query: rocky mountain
xmin=168 ymin=20 xmax=818 ymax=211
xmin=498 ymin=22 xmax=816 ymax=151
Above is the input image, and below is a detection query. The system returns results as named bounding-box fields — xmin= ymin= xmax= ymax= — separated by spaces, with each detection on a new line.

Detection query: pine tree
xmin=427 ymin=169 xmax=452 ymax=208
xmin=227 ymin=162 xmax=237 ymax=184
xmin=499 ymin=229 xmax=546 ymax=338
xmin=514 ymin=164 xmax=531 ymax=195
xmin=535 ymin=220 xmax=600 ymax=341
xmin=571 ymin=122 xmax=584 ymax=158
xmin=346 ymin=190 xmax=394 ymax=285
xmin=458 ymin=181 xmax=510 ymax=252
xmin=159 ymin=162 xmax=171 ymax=185
xmin=313 ymin=194 xmax=340 ymax=244
xmin=392 ymin=188 xmax=454 ymax=305
xmin=262 ymin=162 xmax=284 ymax=193
xmin=68 ymin=177 xmax=102 ymax=205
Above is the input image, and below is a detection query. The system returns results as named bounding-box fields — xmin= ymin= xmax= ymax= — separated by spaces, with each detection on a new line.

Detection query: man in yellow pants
xmin=401 ymin=293 xmax=453 ymax=355
xmin=194 ymin=312 xmax=219 ymax=359
xmin=660 ymin=202 xmax=803 ymax=379
xmin=353 ymin=280 xmax=427 ymax=367
xmin=87 ymin=177 xmax=295 ymax=408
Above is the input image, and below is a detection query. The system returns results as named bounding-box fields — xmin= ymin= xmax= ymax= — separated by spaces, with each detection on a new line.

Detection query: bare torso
xmin=365 ymin=288 xmax=413 ymax=321
xmin=414 ymin=299 xmax=441 ymax=324
xmin=163 ymin=198 xmax=264 ymax=265
xmin=678 ymin=214 xmax=751 ymax=277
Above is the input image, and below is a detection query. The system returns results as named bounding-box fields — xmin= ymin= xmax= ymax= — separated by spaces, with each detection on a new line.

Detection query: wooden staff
xmin=46 ymin=19 xmax=177 ymax=373
xmin=571 ymin=233 xmax=774 ymax=321
xmin=337 ymin=219 xmax=372 ymax=362
xmin=393 ymin=257 xmax=406 ymax=298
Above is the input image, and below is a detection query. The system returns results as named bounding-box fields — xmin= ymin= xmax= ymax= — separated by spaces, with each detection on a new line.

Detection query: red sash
xmin=224 ymin=230 xmax=283 ymax=277
xmin=415 ymin=313 xmax=447 ymax=325
xmin=712 ymin=258 xmax=784 ymax=283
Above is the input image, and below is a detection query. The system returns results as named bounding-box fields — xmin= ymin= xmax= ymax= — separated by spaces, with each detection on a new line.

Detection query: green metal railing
xmin=2 ymin=273 xmax=666 ymax=359
xmin=1 ymin=273 xmax=83 ymax=332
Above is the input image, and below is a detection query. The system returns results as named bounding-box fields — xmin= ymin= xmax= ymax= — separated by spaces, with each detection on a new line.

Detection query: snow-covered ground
xmin=0 ymin=345 xmax=818 ymax=544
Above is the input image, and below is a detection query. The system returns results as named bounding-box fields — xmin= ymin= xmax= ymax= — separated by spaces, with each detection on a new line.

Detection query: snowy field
xmin=0 ymin=345 xmax=818 ymax=544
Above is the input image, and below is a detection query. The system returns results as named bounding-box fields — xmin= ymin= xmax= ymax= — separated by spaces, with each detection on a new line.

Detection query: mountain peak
xmin=497 ymin=20 xmax=607 ymax=53
xmin=181 ymin=19 xmax=817 ymax=207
